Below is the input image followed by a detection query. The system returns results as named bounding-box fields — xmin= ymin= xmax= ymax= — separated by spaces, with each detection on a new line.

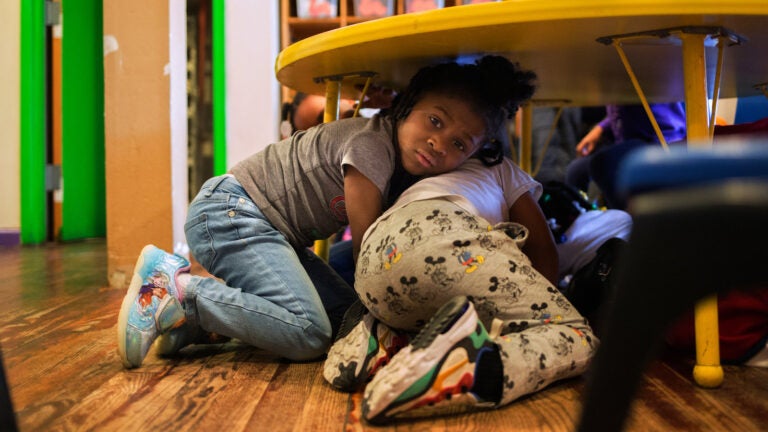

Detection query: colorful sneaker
xmin=362 ymin=296 xmax=499 ymax=424
xmin=117 ymin=245 xmax=190 ymax=368
xmin=323 ymin=300 xmax=409 ymax=392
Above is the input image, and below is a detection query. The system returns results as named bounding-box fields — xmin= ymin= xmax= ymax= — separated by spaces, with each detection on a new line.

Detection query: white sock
xmin=177 ymin=272 xmax=191 ymax=291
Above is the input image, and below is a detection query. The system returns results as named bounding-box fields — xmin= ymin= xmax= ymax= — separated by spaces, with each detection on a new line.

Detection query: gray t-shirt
xmin=231 ymin=115 xmax=396 ymax=248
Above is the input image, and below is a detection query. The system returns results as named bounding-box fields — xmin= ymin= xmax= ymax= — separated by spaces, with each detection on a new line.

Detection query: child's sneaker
xmin=155 ymin=325 xmax=230 ymax=357
xmin=362 ymin=296 xmax=500 ymax=424
xmin=117 ymin=245 xmax=190 ymax=368
xmin=323 ymin=300 xmax=409 ymax=392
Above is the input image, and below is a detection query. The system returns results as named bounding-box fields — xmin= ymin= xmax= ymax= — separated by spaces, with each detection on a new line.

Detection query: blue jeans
xmin=183 ymin=175 xmax=356 ymax=360
xmin=329 ymin=239 xmax=355 ymax=287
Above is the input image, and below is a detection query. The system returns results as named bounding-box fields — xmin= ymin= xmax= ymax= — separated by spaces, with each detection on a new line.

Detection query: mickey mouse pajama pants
xmin=355 ymin=199 xmax=599 ymax=405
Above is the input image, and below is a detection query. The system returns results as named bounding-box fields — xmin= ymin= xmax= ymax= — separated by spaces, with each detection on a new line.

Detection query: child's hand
xmin=576 ymin=125 xmax=603 ymax=157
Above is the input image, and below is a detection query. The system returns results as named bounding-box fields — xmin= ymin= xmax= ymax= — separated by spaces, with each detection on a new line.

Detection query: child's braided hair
xmin=384 ymin=55 xmax=536 ymax=166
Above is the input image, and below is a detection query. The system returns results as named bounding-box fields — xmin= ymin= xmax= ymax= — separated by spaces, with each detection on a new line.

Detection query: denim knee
xmin=287 ymin=321 xmax=332 ymax=361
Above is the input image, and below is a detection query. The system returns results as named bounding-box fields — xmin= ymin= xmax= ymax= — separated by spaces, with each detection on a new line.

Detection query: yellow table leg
xmin=693 ymin=295 xmax=723 ymax=387
xmin=681 ymin=31 xmax=723 ymax=388
xmin=313 ymin=79 xmax=342 ymax=262
xmin=323 ymin=79 xmax=341 ymax=124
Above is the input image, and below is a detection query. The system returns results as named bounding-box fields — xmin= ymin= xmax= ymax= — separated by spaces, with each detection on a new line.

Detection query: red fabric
xmin=714 ymin=117 xmax=768 ymax=137
xmin=665 ymin=287 xmax=768 ymax=362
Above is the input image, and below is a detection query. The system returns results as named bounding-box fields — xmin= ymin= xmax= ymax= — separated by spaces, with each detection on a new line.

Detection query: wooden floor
xmin=1 ymin=240 xmax=767 ymax=431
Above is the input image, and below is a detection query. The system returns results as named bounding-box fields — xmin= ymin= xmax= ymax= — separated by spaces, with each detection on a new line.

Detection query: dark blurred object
xmin=577 ymin=142 xmax=768 ymax=432
xmin=537 ymin=180 xmax=596 ymax=244
xmin=0 ymin=347 xmax=18 ymax=432
xmin=561 ymin=237 xmax=626 ymax=334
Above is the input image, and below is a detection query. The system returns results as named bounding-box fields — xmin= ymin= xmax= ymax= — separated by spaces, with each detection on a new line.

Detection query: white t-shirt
xmin=376 ymin=157 xmax=541 ymax=229
xmin=555 ymin=209 xmax=633 ymax=278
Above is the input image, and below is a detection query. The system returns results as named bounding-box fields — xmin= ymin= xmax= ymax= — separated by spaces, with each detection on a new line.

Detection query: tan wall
xmin=104 ymin=1 xmax=173 ymax=287
xmin=0 ymin=1 xmax=20 ymax=230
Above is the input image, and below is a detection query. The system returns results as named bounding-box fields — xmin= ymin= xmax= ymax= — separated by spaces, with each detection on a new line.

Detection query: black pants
xmin=565 ymin=139 xmax=659 ymax=209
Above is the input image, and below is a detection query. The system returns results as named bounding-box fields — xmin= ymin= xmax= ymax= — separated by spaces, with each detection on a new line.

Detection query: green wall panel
xmin=20 ymin=0 xmax=47 ymax=244
xmin=61 ymin=0 xmax=105 ymax=240
xmin=213 ymin=0 xmax=227 ymax=175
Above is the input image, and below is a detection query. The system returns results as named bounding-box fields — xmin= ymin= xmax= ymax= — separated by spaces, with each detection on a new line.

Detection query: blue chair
xmin=577 ymin=140 xmax=768 ymax=432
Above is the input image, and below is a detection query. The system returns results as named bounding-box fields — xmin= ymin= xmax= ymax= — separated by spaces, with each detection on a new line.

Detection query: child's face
xmin=397 ymin=93 xmax=486 ymax=176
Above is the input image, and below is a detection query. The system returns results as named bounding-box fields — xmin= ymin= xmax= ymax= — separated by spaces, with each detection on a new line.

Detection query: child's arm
xmin=508 ymin=191 xmax=559 ymax=285
xmin=344 ymin=166 xmax=383 ymax=261
xmin=576 ymin=123 xmax=604 ymax=156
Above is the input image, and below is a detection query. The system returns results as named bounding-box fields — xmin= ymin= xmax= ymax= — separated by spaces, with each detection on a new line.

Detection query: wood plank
xmin=294 ymin=363 xmax=352 ymax=431
xmin=3 ymin=240 xmax=768 ymax=432
xmin=86 ymin=347 xmax=281 ymax=432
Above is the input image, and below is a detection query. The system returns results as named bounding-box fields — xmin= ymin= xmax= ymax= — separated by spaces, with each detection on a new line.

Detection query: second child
xmin=324 ymin=156 xmax=597 ymax=423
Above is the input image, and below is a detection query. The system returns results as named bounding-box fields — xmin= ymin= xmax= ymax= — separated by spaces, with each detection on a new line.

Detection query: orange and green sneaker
xmin=362 ymin=296 xmax=500 ymax=423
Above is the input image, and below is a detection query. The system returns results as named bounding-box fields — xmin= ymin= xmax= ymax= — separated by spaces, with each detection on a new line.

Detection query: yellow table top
xmin=275 ymin=0 xmax=768 ymax=105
